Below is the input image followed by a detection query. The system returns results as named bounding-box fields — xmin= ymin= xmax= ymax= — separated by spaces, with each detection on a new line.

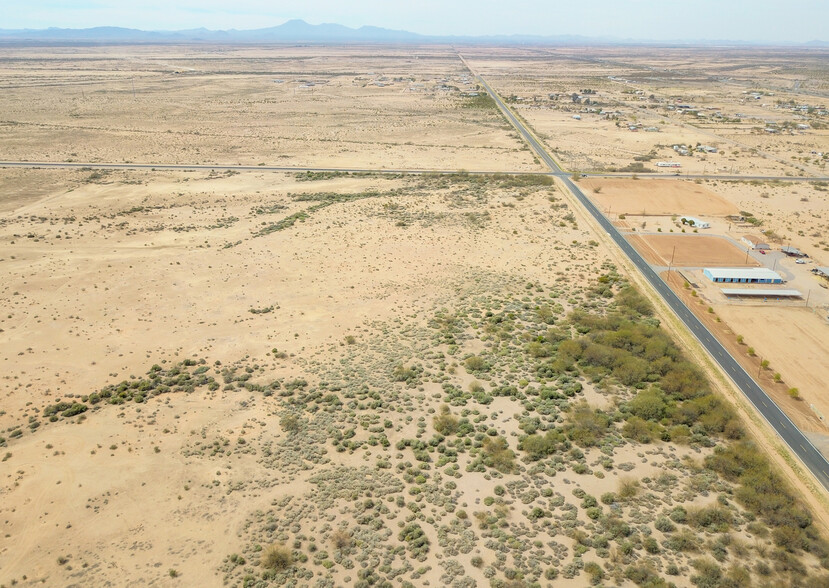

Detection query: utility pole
xmin=805 ymin=289 xmax=811 ymax=307
xmin=668 ymin=245 xmax=676 ymax=274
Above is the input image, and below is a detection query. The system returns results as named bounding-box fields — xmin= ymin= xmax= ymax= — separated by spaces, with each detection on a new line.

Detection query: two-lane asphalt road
xmin=474 ymin=70 xmax=829 ymax=493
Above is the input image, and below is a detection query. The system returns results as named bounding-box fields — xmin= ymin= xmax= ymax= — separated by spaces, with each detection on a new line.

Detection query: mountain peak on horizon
xmin=0 ymin=20 xmax=825 ymax=46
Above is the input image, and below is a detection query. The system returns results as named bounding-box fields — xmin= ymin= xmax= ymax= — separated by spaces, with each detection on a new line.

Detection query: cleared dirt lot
xmin=582 ymin=178 xmax=740 ymax=216
xmin=628 ymin=234 xmax=758 ymax=267
xmin=715 ymin=305 xmax=829 ymax=426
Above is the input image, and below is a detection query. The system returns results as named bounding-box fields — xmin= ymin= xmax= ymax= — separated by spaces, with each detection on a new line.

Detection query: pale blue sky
xmin=2 ymin=0 xmax=827 ymax=42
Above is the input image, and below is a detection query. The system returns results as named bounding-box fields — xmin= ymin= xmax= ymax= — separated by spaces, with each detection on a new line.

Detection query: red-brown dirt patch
xmin=629 ymin=234 xmax=759 ymax=267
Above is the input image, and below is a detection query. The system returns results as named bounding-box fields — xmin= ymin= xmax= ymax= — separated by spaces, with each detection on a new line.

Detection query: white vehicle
xmin=795 ymin=259 xmax=807 ymax=264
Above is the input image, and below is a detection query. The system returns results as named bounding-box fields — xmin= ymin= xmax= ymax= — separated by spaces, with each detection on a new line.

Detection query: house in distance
xmin=741 ymin=235 xmax=770 ymax=250
xmin=680 ymin=215 xmax=710 ymax=229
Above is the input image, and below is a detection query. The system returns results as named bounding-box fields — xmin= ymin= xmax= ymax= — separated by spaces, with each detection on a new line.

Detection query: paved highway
xmin=474 ymin=71 xmax=829 ymax=493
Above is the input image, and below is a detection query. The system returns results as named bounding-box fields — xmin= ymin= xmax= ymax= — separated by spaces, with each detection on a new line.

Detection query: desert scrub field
xmin=4 ymin=272 xmax=828 ymax=587
xmin=1 ymin=169 xmax=827 ymax=587
xmin=204 ymin=272 xmax=829 ymax=587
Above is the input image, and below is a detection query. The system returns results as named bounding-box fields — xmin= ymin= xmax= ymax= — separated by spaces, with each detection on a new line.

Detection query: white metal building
xmin=704 ymin=268 xmax=783 ymax=284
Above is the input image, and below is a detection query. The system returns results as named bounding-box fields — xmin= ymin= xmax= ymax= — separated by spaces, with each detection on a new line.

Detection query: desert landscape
xmin=2 ymin=43 xmax=829 ymax=588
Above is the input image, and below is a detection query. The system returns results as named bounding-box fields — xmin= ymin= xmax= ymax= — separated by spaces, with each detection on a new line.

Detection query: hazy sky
xmin=4 ymin=0 xmax=827 ymax=42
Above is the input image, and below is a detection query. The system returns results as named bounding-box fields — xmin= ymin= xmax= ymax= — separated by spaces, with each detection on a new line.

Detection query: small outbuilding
xmin=704 ymin=268 xmax=783 ymax=284
xmin=741 ymin=235 xmax=770 ymax=250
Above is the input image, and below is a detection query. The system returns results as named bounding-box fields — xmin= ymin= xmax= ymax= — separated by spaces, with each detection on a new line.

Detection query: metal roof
xmin=722 ymin=289 xmax=802 ymax=297
xmin=742 ymin=234 xmax=769 ymax=246
xmin=814 ymin=267 xmax=829 ymax=278
xmin=704 ymin=267 xmax=782 ymax=280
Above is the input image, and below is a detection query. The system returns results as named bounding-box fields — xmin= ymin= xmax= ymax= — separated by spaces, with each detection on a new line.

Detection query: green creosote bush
xmin=464 ymin=355 xmax=490 ymax=373
xmin=481 ymin=435 xmax=516 ymax=473
xmin=398 ymin=523 xmax=430 ymax=559
xmin=433 ymin=404 xmax=459 ymax=436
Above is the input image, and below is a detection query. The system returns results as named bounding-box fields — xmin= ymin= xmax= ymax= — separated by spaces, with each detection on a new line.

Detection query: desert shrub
xmin=392 ymin=364 xmax=421 ymax=384
xmin=687 ymin=505 xmax=733 ymax=532
xmin=661 ymin=362 xmax=707 ymax=400
xmin=627 ymin=387 xmax=668 ymax=421
xmin=773 ymin=525 xmax=808 ymax=553
xmin=565 ymin=401 xmax=611 ymax=447
xmin=557 ymin=339 xmax=583 ymax=363
xmin=706 ymin=441 xmax=816 ymax=544
xmin=261 ymin=543 xmax=293 ymax=570
xmin=399 ymin=523 xmax=430 ymax=559
xmin=331 ymin=528 xmax=353 ymax=551
xmin=601 ymin=515 xmax=632 ymax=540
xmin=622 ymin=416 xmax=660 ymax=443
xmin=618 ymin=478 xmax=640 ymax=500
xmin=280 ymin=413 xmax=301 ymax=434
xmin=665 ymin=529 xmax=699 ymax=553
xmin=433 ymin=405 xmax=459 ymax=435
xmin=519 ymin=429 xmax=566 ymax=460
xmin=669 ymin=506 xmax=688 ymax=524
xmin=690 ymin=558 xmax=722 ymax=588
xmin=613 ymin=356 xmax=650 ymax=386
xmin=654 ymin=516 xmax=676 ymax=533
xmin=584 ymin=561 xmax=605 ymax=584
xmin=527 ymin=341 xmax=553 ymax=358
xmin=482 ymin=435 xmax=516 ymax=473
xmin=43 ymin=401 xmax=88 ymax=419
xmin=464 ymin=355 xmax=490 ymax=373
xmin=624 ymin=564 xmax=665 ymax=586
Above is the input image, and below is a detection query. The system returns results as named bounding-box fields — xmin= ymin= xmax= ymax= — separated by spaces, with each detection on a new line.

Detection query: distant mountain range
xmin=0 ymin=20 xmax=826 ymax=46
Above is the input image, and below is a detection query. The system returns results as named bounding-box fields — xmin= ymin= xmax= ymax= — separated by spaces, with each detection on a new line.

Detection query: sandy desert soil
xmin=0 ymin=45 xmax=540 ymax=172
xmin=581 ymin=179 xmax=739 ymax=217
xmin=2 ymin=45 xmax=829 ymax=588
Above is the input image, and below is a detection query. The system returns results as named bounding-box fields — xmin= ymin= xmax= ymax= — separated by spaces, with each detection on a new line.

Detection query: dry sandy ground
xmin=714 ymin=305 xmax=829 ymax=427
xmin=628 ymin=234 xmax=758 ymax=267
xmin=0 ymin=45 xmax=540 ymax=172
xmin=0 ymin=168 xmax=612 ymax=585
xmin=581 ymin=178 xmax=739 ymax=217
